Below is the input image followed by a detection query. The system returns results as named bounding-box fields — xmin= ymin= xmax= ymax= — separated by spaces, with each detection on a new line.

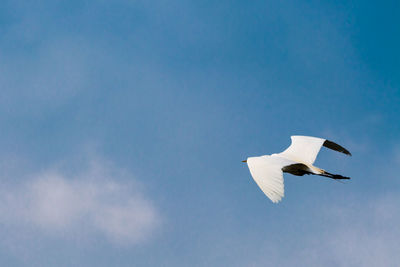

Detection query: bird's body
xmin=244 ymin=136 xmax=351 ymax=203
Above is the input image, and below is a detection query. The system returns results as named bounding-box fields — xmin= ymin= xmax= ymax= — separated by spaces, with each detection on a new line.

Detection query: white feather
xmin=279 ymin=135 xmax=325 ymax=164
xmin=247 ymin=155 xmax=295 ymax=203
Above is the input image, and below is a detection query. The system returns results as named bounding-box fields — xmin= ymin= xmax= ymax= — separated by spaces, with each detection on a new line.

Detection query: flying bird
xmin=243 ymin=136 xmax=351 ymax=203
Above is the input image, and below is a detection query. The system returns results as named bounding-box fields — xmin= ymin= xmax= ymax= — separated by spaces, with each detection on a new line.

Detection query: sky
xmin=0 ymin=0 xmax=399 ymax=266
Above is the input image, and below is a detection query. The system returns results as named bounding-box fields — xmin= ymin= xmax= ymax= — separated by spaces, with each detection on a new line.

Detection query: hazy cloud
xmin=0 ymin=37 xmax=92 ymax=114
xmin=0 ymin=157 xmax=160 ymax=245
xmin=249 ymin=194 xmax=400 ymax=267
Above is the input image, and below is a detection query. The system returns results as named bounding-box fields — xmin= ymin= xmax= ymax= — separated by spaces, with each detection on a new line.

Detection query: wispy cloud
xmin=248 ymin=194 xmax=400 ymax=267
xmin=0 ymin=157 xmax=160 ymax=246
xmin=0 ymin=37 xmax=92 ymax=115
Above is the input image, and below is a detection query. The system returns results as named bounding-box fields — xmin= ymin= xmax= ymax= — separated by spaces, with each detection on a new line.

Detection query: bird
xmin=242 ymin=135 xmax=351 ymax=203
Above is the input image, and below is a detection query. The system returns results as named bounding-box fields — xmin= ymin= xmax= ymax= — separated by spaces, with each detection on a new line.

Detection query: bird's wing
xmin=323 ymin=139 xmax=352 ymax=156
xmin=247 ymin=156 xmax=294 ymax=203
xmin=279 ymin=135 xmax=351 ymax=165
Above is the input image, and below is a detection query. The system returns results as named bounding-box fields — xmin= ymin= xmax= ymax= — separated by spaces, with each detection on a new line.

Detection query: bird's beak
xmin=242 ymin=160 xmax=247 ymax=163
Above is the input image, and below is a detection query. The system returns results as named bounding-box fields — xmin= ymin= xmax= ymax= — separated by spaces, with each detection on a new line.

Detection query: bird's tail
xmin=319 ymin=170 xmax=350 ymax=180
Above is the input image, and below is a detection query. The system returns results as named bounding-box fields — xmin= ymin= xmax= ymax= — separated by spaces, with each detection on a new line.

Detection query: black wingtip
xmin=323 ymin=140 xmax=352 ymax=156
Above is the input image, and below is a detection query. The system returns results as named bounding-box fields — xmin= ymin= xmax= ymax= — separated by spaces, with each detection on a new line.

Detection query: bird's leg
xmin=320 ymin=170 xmax=350 ymax=180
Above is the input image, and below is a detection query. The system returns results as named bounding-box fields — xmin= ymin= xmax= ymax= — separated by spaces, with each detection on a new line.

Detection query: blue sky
xmin=0 ymin=0 xmax=399 ymax=266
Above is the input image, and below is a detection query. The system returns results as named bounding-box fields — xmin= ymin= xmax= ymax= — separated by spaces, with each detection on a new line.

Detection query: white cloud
xmin=302 ymin=196 xmax=399 ymax=267
xmin=0 ymin=158 xmax=160 ymax=245
xmin=248 ymin=194 xmax=400 ymax=267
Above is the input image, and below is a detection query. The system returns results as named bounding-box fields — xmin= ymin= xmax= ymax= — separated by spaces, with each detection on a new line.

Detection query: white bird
xmin=243 ymin=136 xmax=351 ymax=203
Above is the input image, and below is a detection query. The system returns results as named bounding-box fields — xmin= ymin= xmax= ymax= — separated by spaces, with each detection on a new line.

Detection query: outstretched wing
xmin=246 ymin=156 xmax=295 ymax=203
xmin=279 ymin=136 xmax=351 ymax=165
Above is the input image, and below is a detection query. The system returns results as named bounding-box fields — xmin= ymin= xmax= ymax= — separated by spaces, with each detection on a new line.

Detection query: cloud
xmin=0 ymin=37 xmax=92 ymax=116
xmin=249 ymin=194 xmax=400 ymax=267
xmin=0 ymin=157 xmax=160 ymax=245
xmin=297 ymin=196 xmax=399 ymax=267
